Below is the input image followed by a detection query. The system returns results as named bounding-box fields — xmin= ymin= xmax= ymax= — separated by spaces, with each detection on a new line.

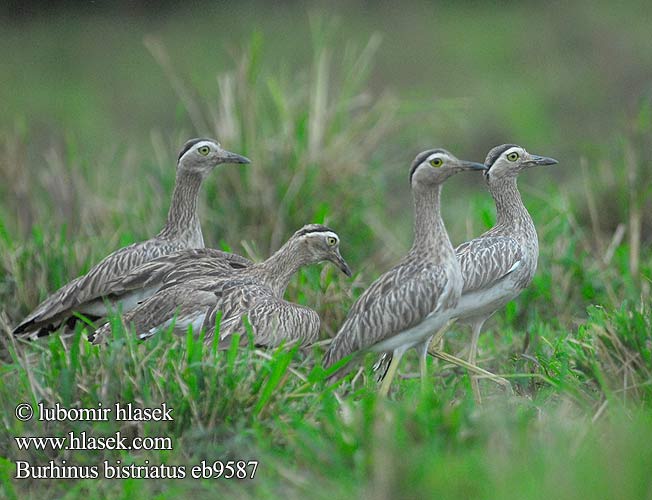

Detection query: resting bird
xmin=89 ymin=247 xmax=253 ymax=315
xmin=13 ymin=138 xmax=249 ymax=338
xmin=89 ymin=224 xmax=352 ymax=348
xmin=323 ymin=149 xmax=487 ymax=395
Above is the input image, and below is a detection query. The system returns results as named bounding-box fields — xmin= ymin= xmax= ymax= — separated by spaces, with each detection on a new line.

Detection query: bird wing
xmin=13 ymin=238 xmax=188 ymax=335
xmin=104 ymin=248 xmax=252 ymax=297
xmin=200 ymin=279 xmax=320 ymax=349
xmin=245 ymin=299 xmax=320 ymax=348
xmin=90 ymin=280 xmax=218 ymax=344
xmin=199 ymin=279 xmax=251 ymax=339
xmin=455 ymin=236 xmax=523 ymax=293
xmin=324 ymin=261 xmax=450 ymax=367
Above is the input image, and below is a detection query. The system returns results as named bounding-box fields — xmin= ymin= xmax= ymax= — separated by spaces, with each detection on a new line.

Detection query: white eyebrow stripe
xmin=426 ymin=152 xmax=450 ymax=163
xmin=195 ymin=140 xmax=218 ymax=150
xmin=306 ymin=230 xmax=339 ymax=241
xmin=179 ymin=140 xmax=219 ymax=162
xmin=503 ymin=147 xmax=523 ymax=157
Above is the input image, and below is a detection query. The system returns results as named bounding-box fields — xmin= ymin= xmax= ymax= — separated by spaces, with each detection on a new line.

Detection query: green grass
xmin=2 ymin=312 xmax=652 ymax=498
xmin=1 ymin=3 xmax=652 ymax=498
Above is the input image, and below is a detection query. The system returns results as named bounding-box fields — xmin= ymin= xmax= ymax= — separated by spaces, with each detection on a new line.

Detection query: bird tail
xmin=372 ymin=352 xmax=393 ymax=384
xmin=322 ymin=338 xmax=360 ymax=384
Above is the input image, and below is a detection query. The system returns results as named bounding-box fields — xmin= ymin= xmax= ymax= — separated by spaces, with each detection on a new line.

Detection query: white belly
xmin=78 ymin=285 xmax=160 ymax=318
xmin=115 ymin=286 xmax=160 ymax=313
xmin=78 ymin=300 xmax=110 ymax=317
xmin=140 ymin=311 xmax=207 ymax=340
xmin=453 ymin=274 xmax=522 ymax=324
xmin=370 ymin=309 xmax=454 ymax=354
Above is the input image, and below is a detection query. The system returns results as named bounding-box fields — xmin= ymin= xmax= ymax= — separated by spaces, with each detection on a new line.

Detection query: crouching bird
xmin=89 ymin=225 xmax=352 ymax=349
xmin=13 ymin=138 xmax=249 ymax=339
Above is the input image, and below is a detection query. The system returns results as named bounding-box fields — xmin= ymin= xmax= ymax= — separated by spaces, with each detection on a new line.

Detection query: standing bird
xmin=449 ymin=144 xmax=558 ymax=401
xmin=13 ymin=138 xmax=250 ymax=338
xmin=89 ymin=224 xmax=352 ymax=348
xmin=323 ymin=150 xmax=487 ymax=395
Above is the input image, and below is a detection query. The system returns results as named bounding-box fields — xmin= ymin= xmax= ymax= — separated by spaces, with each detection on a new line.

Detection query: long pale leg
xmin=427 ymin=319 xmax=512 ymax=394
xmin=468 ymin=319 xmax=486 ymax=403
xmin=427 ymin=319 xmax=456 ymax=354
xmin=418 ymin=339 xmax=430 ymax=393
xmin=378 ymin=345 xmax=408 ymax=397
xmin=429 ymin=351 xmax=512 ymax=392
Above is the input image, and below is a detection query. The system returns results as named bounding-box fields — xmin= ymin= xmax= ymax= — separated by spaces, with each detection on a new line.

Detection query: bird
xmin=82 ymin=247 xmax=254 ymax=318
xmin=446 ymin=144 xmax=558 ymax=401
xmin=12 ymin=138 xmax=250 ymax=338
xmin=88 ymin=224 xmax=352 ymax=348
xmin=322 ymin=149 xmax=487 ymax=395
xmin=373 ymin=144 xmax=558 ymax=399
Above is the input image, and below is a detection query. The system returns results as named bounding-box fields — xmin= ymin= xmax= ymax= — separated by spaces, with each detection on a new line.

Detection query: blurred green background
xmin=1 ymin=2 xmax=652 ymax=498
xmin=2 ymin=0 xmax=652 ymax=253
xmin=3 ymin=0 xmax=652 ymax=155
xmin=2 ymin=1 xmax=651 ymax=155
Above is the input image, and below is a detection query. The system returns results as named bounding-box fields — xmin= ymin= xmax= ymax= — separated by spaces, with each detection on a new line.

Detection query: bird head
xmin=176 ymin=138 xmax=250 ymax=176
xmin=291 ymin=224 xmax=353 ymax=277
xmin=409 ymin=149 xmax=487 ymax=189
xmin=484 ymin=144 xmax=558 ymax=180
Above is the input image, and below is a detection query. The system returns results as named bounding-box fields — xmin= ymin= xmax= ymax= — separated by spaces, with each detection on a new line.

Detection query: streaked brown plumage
xmin=323 ymin=149 xmax=487 ymax=394
xmin=95 ymin=247 xmax=253 ymax=313
xmin=13 ymin=138 xmax=249 ymax=338
xmin=89 ymin=224 xmax=352 ymax=348
xmin=375 ymin=144 xmax=558 ymax=400
xmin=452 ymin=144 xmax=558 ymax=400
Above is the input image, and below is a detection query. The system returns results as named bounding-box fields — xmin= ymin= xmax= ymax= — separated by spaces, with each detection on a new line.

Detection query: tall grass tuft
xmin=145 ymin=29 xmax=399 ymax=264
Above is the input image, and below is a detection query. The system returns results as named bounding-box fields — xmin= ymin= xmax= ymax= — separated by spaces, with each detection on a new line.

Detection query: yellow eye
xmin=198 ymin=146 xmax=210 ymax=156
xmin=507 ymin=152 xmax=519 ymax=162
xmin=327 ymin=237 xmax=337 ymax=246
xmin=429 ymin=158 xmax=443 ymax=168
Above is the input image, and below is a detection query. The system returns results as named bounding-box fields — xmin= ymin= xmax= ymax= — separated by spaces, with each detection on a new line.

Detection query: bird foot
xmin=427 ymin=348 xmax=513 ymax=394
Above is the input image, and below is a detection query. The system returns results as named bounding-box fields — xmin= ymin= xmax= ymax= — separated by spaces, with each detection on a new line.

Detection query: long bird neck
xmin=254 ymin=238 xmax=308 ymax=298
xmin=410 ymin=184 xmax=454 ymax=263
xmin=158 ymin=168 xmax=204 ymax=243
xmin=489 ymin=176 xmax=535 ymax=233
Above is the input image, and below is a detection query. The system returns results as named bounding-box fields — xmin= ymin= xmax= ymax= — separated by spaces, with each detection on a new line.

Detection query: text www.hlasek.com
xmin=15 ymin=432 xmax=171 ymax=451
xmin=13 ymin=402 xmax=259 ymax=480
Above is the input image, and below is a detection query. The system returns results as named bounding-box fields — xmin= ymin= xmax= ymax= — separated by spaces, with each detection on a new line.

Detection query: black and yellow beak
xmin=332 ymin=251 xmax=353 ymax=277
xmin=460 ymin=160 xmax=489 ymax=171
xmin=523 ymin=154 xmax=558 ymax=167
xmin=221 ymin=150 xmax=251 ymax=165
